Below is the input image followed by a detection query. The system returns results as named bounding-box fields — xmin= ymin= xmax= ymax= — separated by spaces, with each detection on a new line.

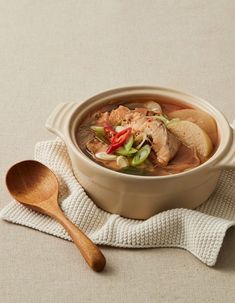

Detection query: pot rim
xmin=58 ymin=86 xmax=233 ymax=180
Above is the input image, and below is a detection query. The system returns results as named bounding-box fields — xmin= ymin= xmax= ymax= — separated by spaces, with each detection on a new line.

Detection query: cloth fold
xmin=1 ymin=139 xmax=234 ymax=266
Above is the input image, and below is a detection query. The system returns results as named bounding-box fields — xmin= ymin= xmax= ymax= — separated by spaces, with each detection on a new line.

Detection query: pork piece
xmin=150 ymin=123 xmax=180 ymax=166
xmin=96 ymin=111 xmax=110 ymax=125
xmin=109 ymin=106 xmax=130 ymax=125
xmin=122 ymin=112 xmax=180 ymax=166
xmin=86 ymin=138 xmax=108 ymax=155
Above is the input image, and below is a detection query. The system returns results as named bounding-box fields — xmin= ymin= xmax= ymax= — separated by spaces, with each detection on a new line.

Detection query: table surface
xmin=1 ymin=1 xmax=235 ymax=302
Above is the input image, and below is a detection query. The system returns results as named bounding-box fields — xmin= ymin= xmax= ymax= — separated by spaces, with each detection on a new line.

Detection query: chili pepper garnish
xmin=106 ymin=127 xmax=132 ymax=154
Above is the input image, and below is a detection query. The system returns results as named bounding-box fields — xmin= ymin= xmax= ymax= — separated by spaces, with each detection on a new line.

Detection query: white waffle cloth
xmin=1 ymin=139 xmax=234 ymax=266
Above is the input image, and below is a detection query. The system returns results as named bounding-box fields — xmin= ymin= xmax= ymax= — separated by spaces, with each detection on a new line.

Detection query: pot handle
xmin=45 ymin=102 xmax=78 ymax=140
xmin=215 ymin=127 xmax=235 ymax=169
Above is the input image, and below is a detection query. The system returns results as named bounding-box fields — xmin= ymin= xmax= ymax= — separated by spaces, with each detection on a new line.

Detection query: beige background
xmin=0 ymin=1 xmax=235 ymax=302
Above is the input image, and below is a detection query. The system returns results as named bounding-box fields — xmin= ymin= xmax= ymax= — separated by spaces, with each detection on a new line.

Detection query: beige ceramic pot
xmin=46 ymin=86 xmax=235 ymax=219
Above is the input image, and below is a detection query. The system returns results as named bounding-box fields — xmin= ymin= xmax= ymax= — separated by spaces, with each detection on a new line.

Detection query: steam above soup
xmin=77 ymin=100 xmax=218 ymax=176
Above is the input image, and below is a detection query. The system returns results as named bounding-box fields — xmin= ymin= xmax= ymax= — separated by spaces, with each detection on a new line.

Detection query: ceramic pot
xmin=46 ymin=86 xmax=235 ymax=219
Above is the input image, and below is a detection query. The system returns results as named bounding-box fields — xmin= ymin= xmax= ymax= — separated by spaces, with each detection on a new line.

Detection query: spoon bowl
xmin=6 ymin=160 xmax=106 ymax=272
xmin=6 ymin=160 xmax=58 ymax=205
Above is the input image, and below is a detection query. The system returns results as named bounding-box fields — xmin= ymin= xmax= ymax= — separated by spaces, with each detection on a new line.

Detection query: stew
xmin=76 ymin=99 xmax=218 ymax=176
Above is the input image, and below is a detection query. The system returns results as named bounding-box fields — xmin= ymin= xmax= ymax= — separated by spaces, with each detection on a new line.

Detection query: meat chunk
xmin=96 ymin=112 xmax=110 ymax=125
xmin=122 ymin=112 xmax=180 ymax=166
xmin=147 ymin=121 xmax=180 ymax=166
xmin=109 ymin=106 xmax=130 ymax=125
xmin=122 ymin=111 xmax=146 ymax=129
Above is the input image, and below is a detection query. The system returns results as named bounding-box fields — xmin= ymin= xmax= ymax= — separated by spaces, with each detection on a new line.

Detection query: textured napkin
xmin=1 ymin=138 xmax=235 ymax=266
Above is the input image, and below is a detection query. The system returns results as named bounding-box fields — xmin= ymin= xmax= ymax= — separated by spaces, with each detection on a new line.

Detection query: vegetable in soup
xmin=76 ymin=100 xmax=218 ymax=176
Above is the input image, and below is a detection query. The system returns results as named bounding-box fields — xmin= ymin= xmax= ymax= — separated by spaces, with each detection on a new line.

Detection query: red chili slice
xmin=106 ymin=127 xmax=132 ymax=154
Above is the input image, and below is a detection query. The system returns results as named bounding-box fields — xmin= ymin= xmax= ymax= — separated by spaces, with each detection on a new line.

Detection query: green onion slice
xmin=90 ymin=126 xmax=104 ymax=134
xmin=131 ymin=144 xmax=151 ymax=166
xmin=90 ymin=126 xmax=109 ymax=143
xmin=116 ymin=147 xmax=137 ymax=156
xmin=124 ymin=135 xmax=134 ymax=151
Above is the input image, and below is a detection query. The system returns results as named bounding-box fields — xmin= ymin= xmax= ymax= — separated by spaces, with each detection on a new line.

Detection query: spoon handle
xmin=53 ymin=207 xmax=106 ymax=272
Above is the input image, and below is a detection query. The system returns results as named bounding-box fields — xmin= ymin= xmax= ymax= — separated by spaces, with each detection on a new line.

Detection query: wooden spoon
xmin=5 ymin=160 xmax=106 ymax=272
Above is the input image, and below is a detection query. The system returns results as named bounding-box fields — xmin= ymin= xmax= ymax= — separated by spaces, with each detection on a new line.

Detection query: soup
xmin=76 ymin=99 xmax=218 ymax=176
